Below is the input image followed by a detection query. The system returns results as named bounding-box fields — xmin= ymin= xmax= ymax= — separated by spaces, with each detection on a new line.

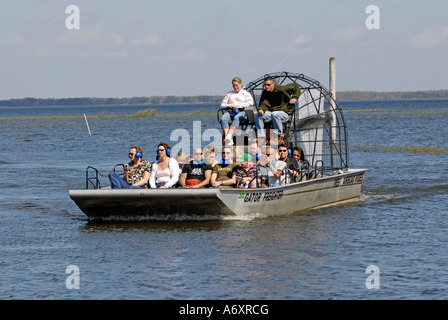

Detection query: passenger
xmin=235 ymin=153 xmax=258 ymax=188
xmin=264 ymin=146 xmax=287 ymax=187
xmin=220 ymin=77 xmax=254 ymax=146
xmin=210 ymin=146 xmax=238 ymax=188
xmin=233 ymin=145 xmax=245 ymax=164
xmin=289 ymin=146 xmax=306 ymax=181
xmin=255 ymin=76 xmax=301 ymax=141
xmin=179 ymin=147 xmax=213 ymax=188
xmin=149 ymin=142 xmax=180 ymax=188
xmin=249 ymin=140 xmax=269 ymax=166
xmin=175 ymin=151 xmax=188 ymax=185
xmin=204 ymin=144 xmax=215 ymax=156
xmin=108 ymin=145 xmax=151 ymax=189
xmin=292 ymin=146 xmax=305 ymax=162
xmin=175 ymin=152 xmax=188 ymax=171
xmin=204 ymin=149 xmax=217 ymax=168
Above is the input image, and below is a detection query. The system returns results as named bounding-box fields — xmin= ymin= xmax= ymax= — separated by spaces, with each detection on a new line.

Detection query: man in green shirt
xmin=210 ymin=146 xmax=238 ymax=188
xmin=255 ymin=76 xmax=301 ymax=138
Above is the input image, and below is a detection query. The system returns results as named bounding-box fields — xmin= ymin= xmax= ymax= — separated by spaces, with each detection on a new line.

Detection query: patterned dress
xmin=127 ymin=160 xmax=152 ymax=185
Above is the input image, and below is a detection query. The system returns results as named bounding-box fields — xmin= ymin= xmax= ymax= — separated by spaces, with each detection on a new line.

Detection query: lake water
xmin=0 ymin=100 xmax=447 ymax=302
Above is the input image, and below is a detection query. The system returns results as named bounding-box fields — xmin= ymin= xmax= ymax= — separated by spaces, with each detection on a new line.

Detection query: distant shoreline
xmin=1 ymin=90 xmax=448 ymax=107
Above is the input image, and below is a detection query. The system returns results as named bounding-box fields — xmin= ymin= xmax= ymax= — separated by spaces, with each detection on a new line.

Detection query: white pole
xmin=84 ymin=114 xmax=91 ymax=136
xmin=329 ymin=57 xmax=337 ymax=143
xmin=329 ymin=57 xmax=336 ymax=101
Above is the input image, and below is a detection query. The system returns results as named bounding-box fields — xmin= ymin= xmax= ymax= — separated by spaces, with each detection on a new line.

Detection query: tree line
xmin=1 ymin=90 xmax=448 ymax=107
xmin=336 ymin=90 xmax=448 ymax=101
xmin=0 ymin=95 xmax=223 ymax=107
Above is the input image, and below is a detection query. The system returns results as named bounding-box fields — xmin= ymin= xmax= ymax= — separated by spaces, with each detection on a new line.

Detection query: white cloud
xmin=58 ymin=24 xmax=124 ymax=46
xmin=132 ymin=33 xmax=162 ymax=46
xmin=328 ymin=27 xmax=363 ymax=42
xmin=8 ymin=32 xmax=27 ymax=45
xmin=285 ymin=34 xmax=312 ymax=53
xmin=172 ymin=50 xmax=204 ymax=62
xmin=291 ymin=34 xmax=312 ymax=46
xmin=404 ymin=25 xmax=448 ymax=47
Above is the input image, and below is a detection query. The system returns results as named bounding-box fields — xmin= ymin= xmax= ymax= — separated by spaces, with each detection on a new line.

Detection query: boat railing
xmin=253 ymin=158 xmax=325 ymax=187
xmin=284 ymin=159 xmax=322 ymax=183
xmin=85 ymin=164 xmax=125 ymax=189
xmin=86 ymin=166 xmax=101 ymax=189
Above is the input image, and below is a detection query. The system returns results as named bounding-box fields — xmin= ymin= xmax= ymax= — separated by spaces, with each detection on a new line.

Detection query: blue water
xmin=0 ymin=100 xmax=447 ymax=300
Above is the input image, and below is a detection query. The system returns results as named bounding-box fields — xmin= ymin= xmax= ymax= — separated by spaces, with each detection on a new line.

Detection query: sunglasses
xmin=222 ymin=152 xmax=231 ymax=155
xmin=194 ymin=153 xmax=203 ymax=155
xmin=129 ymin=153 xmax=135 ymax=156
xmin=279 ymin=149 xmax=288 ymax=152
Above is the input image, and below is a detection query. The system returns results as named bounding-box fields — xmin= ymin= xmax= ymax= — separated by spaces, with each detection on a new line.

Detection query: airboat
xmin=69 ymin=58 xmax=367 ymax=220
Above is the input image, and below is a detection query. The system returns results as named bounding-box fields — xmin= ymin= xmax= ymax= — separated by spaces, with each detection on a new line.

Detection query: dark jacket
xmin=258 ymin=82 xmax=301 ymax=115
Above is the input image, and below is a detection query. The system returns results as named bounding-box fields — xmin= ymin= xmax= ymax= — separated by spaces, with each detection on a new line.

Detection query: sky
xmin=1 ymin=0 xmax=447 ymax=100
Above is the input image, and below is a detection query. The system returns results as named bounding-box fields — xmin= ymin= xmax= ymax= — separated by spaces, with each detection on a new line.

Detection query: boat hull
xmin=69 ymin=169 xmax=366 ymax=220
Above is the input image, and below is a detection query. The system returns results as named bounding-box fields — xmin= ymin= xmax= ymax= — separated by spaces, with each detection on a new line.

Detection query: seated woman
xmin=204 ymin=144 xmax=218 ymax=168
xmin=109 ymin=145 xmax=151 ymax=189
xmin=289 ymin=146 xmax=307 ymax=181
xmin=219 ymin=77 xmax=254 ymax=146
xmin=149 ymin=142 xmax=180 ymax=188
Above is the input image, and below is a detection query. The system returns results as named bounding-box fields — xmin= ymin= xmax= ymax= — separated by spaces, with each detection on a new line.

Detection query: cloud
xmin=132 ymin=33 xmax=162 ymax=46
xmin=404 ymin=25 xmax=448 ymax=47
xmin=172 ymin=50 xmax=204 ymax=62
xmin=58 ymin=24 xmax=124 ymax=47
xmin=285 ymin=34 xmax=312 ymax=53
xmin=328 ymin=27 xmax=363 ymax=42
xmin=8 ymin=32 xmax=27 ymax=45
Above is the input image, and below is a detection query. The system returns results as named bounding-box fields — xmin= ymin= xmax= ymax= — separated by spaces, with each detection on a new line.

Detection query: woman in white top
xmin=149 ymin=142 xmax=180 ymax=188
xmin=219 ymin=77 xmax=254 ymax=146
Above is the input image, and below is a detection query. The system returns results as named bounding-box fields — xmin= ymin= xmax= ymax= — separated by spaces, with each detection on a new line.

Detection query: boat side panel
xmin=218 ymin=170 xmax=366 ymax=216
xmin=69 ymin=189 xmax=234 ymax=219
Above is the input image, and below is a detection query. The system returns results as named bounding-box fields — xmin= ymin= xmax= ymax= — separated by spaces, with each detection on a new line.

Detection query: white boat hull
xmin=69 ymin=169 xmax=366 ymax=220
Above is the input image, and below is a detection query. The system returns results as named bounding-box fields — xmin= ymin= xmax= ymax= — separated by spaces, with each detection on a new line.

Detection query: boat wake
xmin=359 ymin=191 xmax=400 ymax=203
xmin=359 ymin=183 xmax=447 ymax=205
xmin=88 ymin=212 xmax=266 ymax=222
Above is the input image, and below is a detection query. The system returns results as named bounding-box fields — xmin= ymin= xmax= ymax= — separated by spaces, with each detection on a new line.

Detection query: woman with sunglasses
xmin=108 ymin=145 xmax=151 ymax=189
xmin=289 ymin=146 xmax=307 ymax=182
xmin=149 ymin=142 xmax=180 ymax=188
